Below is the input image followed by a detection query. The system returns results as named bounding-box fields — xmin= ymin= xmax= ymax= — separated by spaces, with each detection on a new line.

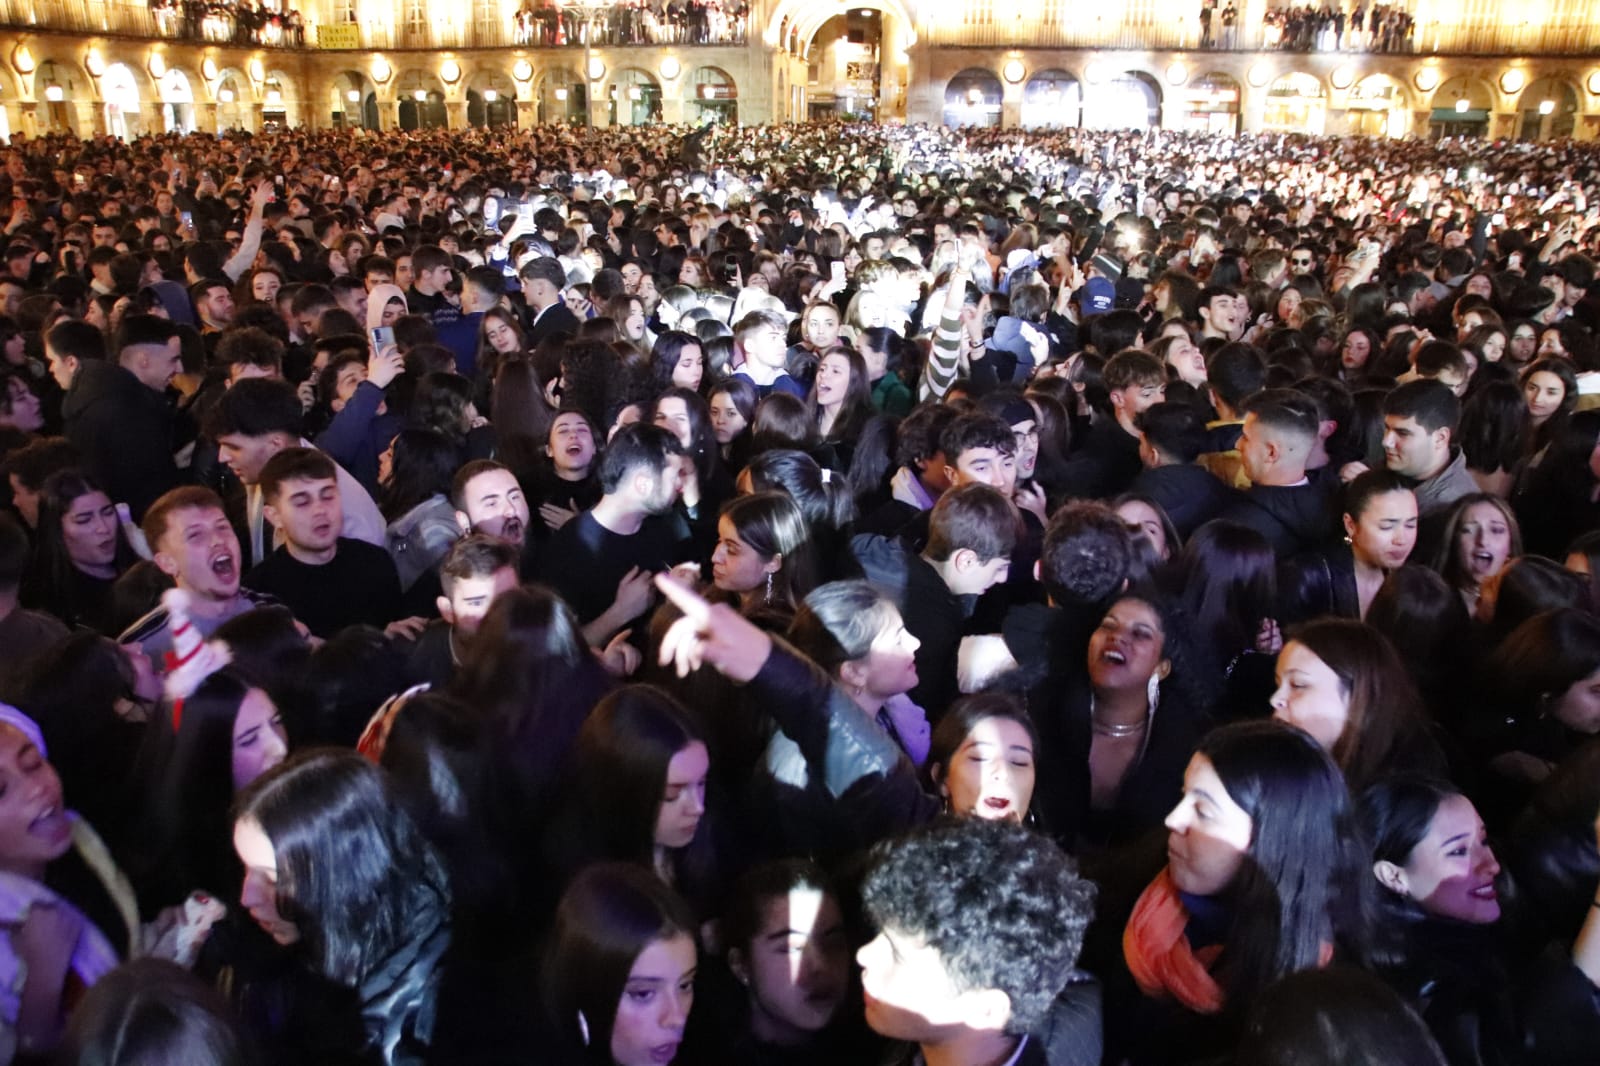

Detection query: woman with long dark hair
xmin=135 ymin=667 xmax=287 ymax=910
xmin=380 ymin=428 xmax=462 ymax=595
xmin=709 ymin=492 xmax=817 ymax=616
xmin=1034 ymin=586 xmax=1213 ymax=850
xmin=233 ymin=750 xmax=452 ymax=1065
xmin=651 ymin=331 xmax=705 ymax=395
xmin=807 ymin=347 xmax=874 ymax=463
xmin=1359 ymin=777 xmax=1527 ymax=1066
xmin=540 ymin=863 xmax=698 ymax=1066
xmin=1270 ymin=618 xmax=1442 ymax=792
xmin=0 ymin=705 xmax=140 ymax=1061
xmin=1430 ymin=493 xmax=1522 ymax=618
xmin=21 ymin=469 xmax=138 ymax=630
xmin=1104 ymin=720 xmax=1371 ymax=1065
xmin=924 ymin=691 xmax=1040 ymax=825
xmin=450 ymin=585 xmax=613 ymax=843
xmin=1159 ymin=520 xmax=1281 ymax=716
xmin=1280 ymin=470 xmax=1419 ymax=623
xmin=541 ymin=686 xmax=722 ymax=918
xmin=1513 ymin=409 xmax=1600 ymax=558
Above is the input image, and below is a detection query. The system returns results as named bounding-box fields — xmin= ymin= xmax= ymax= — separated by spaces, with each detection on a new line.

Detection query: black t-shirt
xmin=244 ymin=538 xmax=403 ymax=639
xmin=536 ymin=511 xmax=692 ymax=627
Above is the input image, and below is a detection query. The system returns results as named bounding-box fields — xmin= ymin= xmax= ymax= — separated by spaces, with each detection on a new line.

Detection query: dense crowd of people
xmin=512 ymin=0 xmax=748 ymax=48
xmin=1201 ymin=1 xmax=1414 ymax=51
xmin=0 ymin=117 xmax=1597 ymax=1064
xmin=152 ymin=0 xmax=307 ymax=48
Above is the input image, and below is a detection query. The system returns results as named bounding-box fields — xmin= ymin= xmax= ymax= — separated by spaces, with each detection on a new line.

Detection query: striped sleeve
xmin=919 ymin=310 xmax=965 ymax=403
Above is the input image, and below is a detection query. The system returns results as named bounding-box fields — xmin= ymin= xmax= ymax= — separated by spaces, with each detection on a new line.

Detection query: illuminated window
xmin=964 ymin=0 xmax=994 ymax=27
xmin=404 ymin=0 xmax=427 ymax=36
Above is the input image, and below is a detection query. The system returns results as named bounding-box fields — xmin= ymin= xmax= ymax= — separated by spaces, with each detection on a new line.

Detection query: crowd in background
xmin=0 ymin=118 xmax=1593 ymax=1064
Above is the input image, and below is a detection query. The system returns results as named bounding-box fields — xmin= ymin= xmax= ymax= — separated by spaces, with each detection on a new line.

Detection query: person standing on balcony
xmin=1199 ymin=1 xmax=1214 ymax=48
xmin=1221 ymin=2 xmax=1237 ymax=47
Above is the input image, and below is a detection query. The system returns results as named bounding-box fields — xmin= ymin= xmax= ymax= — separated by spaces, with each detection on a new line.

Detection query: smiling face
xmin=61 ymin=489 xmax=119 ymax=571
xmin=1164 ymin=754 xmax=1254 ymax=897
xmin=1383 ymin=793 xmax=1501 ymax=925
xmin=0 ymin=722 xmax=73 ymax=877
xmin=1270 ymin=641 xmax=1348 ymax=751
xmin=1087 ymin=598 xmax=1170 ymax=694
xmin=1454 ymin=501 xmax=1512 ymax=588
xmin=611 ymin=934 xmax=697 ymax=1066
xmin=940 ymin=715 xmax=1036 ymax=823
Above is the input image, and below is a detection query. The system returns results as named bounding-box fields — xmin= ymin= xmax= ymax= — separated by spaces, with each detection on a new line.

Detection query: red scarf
xmin=1122 ymin=867 xmax=1226 ymax=1015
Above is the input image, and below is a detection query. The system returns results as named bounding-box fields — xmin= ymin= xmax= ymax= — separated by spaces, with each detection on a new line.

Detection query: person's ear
xmin=454 ymin=510 xmax=471 ymax=535
xmin=1374 ymin=860 xmax=1410 ymax=897
xmin=1032 ymin=559 xmax=1042 ymax=583
xmin=762 ymin=553 xmax=782 ymax=576
xmin=262 ymin=502 xmax=283 ymax=530
xmin=952 ymin=546 xmax=977 ymax=573
xmin=436 ymin=595 xmax=458 ymax=625
xmin=839 ymin=657 xmax=870 ymax=692
xmin=957 ymin=986 xmax=1013 ymax=1033
xmin=1319 ymin=419 xmax=1337 ymax=443
xmin=153 ymin=546 xmax=180 ymax=579
xmin=727 ymin=947 xmax=750 ymax=987
xmin=1342 ymin=512 xmax=1358 ymax=542
xmin=1156 ymin=658 xmax=1172 ymax=682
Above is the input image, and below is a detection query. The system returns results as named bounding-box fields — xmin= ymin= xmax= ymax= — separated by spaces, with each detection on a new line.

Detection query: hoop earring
xmin=578 ymin=1011 xmax=590 ymax=1047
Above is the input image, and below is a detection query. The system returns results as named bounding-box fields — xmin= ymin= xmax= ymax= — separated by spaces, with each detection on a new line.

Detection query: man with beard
xmin=537 ymin=422 xmax=693 ymax=645
xmin=451 ymin=459 xmax=533 ymax=564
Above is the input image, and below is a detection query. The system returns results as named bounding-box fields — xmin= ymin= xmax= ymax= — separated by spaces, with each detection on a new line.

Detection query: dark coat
xmin=1218 ymin=480 xmax=1337 ymax=559
xmin=1127 ymin=463 xmax=1238 ymax=539
xmin=61 ymin=360 xmax=182 ymax=520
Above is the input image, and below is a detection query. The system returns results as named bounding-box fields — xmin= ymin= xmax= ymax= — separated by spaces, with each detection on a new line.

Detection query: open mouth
xmin=210 ymin=552 xmax=236 ymax=580
xmin=1471 ymin=883 xmax=1498 ymax=901
xmin=983 ymin=796 xmax=1012 ymax=813
xmin=1101 ymin=648 xmax=1127 ymax=666
xmin=29 ymin=803 xmax=68 ymax=843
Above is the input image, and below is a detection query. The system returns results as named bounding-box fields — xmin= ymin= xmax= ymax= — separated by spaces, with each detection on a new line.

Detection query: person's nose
xmin=1269 ymin=682 xmax=1289 ymax=712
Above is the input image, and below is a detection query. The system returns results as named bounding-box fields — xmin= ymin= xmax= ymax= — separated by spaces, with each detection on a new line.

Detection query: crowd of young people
xmin=0 ymin=117 xmax=1597 ymax=1064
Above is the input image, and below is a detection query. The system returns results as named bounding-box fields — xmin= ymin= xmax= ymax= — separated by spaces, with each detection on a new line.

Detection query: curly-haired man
xmin=858 ymin=818 xmax=1101 ymax=1065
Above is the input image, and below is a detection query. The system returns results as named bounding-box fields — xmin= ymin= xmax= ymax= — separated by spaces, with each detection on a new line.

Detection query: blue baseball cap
xmin=1082 ymin=277 xmax=1115 ymax=316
